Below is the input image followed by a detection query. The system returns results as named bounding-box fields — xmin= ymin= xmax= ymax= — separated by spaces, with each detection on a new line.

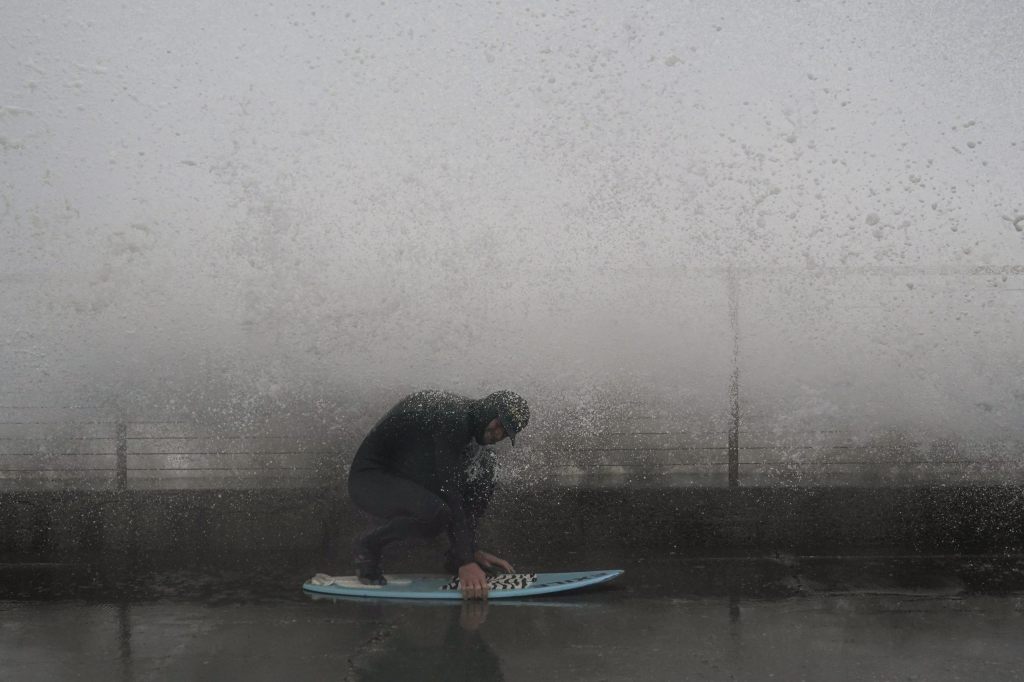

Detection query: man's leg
xmin=347 ymin=469 xmax=452 ymax=584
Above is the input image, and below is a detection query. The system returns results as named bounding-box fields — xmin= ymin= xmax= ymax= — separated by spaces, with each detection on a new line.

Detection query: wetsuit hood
xmin=469 ymin=390 xmax=530 ymax=446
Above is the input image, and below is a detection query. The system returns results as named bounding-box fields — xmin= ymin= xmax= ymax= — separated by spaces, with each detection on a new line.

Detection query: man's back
xmin=350 ymin=390 xmax=476 ymax=491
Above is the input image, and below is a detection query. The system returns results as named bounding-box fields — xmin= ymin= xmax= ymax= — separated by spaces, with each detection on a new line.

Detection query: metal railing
xmin=0 ymin=408 xmax=336 ymax=491
xmin=2 ymin=264 xmax=1022 ymax=490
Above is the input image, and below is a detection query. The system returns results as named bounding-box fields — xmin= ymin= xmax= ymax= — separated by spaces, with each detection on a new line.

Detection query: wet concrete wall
xmin=3 ymin=486 xmax=1023 ymax=565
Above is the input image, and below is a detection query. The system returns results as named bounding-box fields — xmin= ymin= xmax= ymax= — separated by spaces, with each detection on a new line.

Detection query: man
xmin=347 ymin=389 xmax=530 ymax=599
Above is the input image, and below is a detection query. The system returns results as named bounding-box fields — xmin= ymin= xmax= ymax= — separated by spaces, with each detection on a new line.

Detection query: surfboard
xmin=302 ymin=569 xmax=623 ymax=600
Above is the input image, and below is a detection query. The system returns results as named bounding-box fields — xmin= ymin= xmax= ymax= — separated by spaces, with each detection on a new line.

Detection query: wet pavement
xmin=3 ymin=553 xmax=1024 ymax=681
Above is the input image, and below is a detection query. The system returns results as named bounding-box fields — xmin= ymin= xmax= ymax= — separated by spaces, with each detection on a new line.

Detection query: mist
xmin=3 ymin=0 xmax=1023 ymax=465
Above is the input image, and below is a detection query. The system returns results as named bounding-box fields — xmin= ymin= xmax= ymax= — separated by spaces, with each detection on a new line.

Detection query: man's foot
xmin=353 ymin=536 xmax=387 ymax=586
xmin=356 ymin=565 xmax=387 ymax=586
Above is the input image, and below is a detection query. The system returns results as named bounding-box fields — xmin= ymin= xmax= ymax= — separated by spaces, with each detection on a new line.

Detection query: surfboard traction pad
xmin=442 ymin=573 xmax=536 ymax=590
xmin=307 ymin=572 xmax=539 ymax=591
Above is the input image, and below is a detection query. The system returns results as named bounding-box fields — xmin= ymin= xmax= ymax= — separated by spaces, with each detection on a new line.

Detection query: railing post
xmin=727 ymin=268 xmax=741 ymax=487
xmin=116 ymin=422 xmax=128 ymax=491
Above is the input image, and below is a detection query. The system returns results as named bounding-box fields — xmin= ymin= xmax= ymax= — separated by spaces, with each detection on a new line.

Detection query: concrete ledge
xmin=2 ymin=486 xmax=1023 ymax=564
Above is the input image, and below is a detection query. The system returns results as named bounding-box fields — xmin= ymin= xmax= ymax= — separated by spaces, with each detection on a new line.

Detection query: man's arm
xmin=434 ymin=433 xmax=492 ymax=598
xmin=433 ymin=433 xmax=478 ymax=564
xmin=441 ymin=485 xmax=476 ymax=567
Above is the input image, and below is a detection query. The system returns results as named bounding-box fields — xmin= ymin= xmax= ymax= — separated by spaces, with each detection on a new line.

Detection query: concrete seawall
xmin=3 ymin=485 xmax=1023 ymax=566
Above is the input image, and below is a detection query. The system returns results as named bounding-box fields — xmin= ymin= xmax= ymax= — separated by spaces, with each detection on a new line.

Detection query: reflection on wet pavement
xmin=3 ymin=554 xmax=1024 ymax=681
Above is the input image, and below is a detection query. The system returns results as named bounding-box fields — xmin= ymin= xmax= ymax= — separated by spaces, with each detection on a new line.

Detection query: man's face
xmin=481 ymin=417 xmax=507 ymax=445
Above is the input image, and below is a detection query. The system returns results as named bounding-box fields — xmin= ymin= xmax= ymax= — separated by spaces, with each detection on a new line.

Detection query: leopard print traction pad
xmin=441 ymin=573 xmax=538 ymax=591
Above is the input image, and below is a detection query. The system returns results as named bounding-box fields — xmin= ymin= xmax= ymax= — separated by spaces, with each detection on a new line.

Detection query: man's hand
xmin=459 ymin=562 xmax=489 ymax=600
xmin=474 ymin=550 xmax=514 ymax=574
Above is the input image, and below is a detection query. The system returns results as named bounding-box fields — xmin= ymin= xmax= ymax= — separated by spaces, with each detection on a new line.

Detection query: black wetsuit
xmin=347 ymin=390 xmax=498 ymax=568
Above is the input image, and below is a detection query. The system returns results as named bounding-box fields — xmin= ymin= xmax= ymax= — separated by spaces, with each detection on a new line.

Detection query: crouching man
xmin=347 ymin=389 xmax=530 ymax=599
